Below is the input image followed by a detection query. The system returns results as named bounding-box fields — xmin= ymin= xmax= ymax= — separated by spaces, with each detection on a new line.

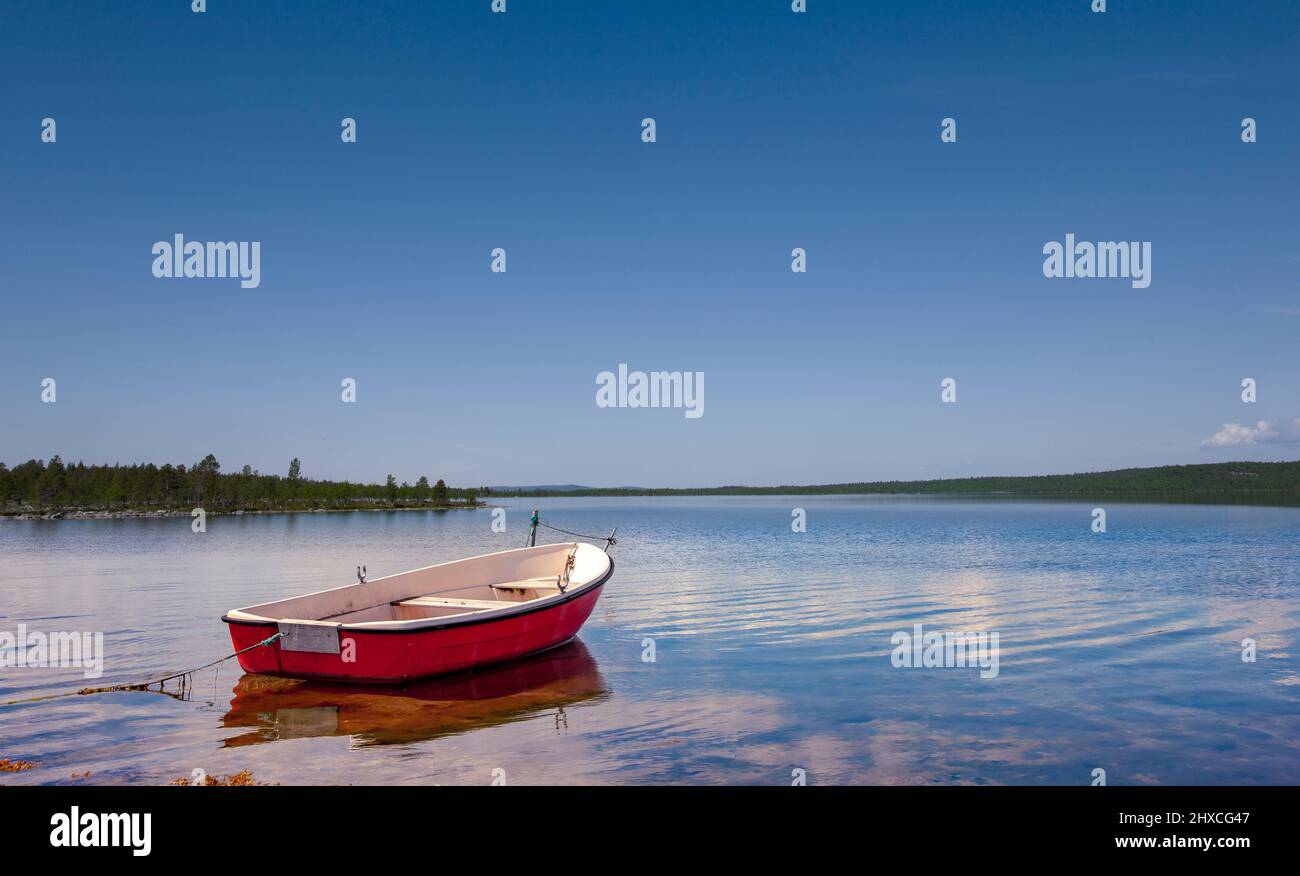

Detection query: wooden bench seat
xmin=396 ymin=596 xmax=505 ymax=611
xmin=394 ymin=578 xmax=563 ymax=617
xmin=491 ymin=577 xmax=562 ymax=593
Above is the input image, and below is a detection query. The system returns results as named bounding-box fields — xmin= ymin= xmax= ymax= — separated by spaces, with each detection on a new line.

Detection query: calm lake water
xmin=2 ymin=496 xmax=1298 ymax=785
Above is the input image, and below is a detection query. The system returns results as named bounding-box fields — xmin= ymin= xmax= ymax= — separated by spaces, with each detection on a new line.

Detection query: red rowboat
xmin=222 ymin=542 xmax=612 ymax=683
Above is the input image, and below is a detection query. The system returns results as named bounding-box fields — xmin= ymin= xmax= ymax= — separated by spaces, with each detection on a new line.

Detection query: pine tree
xmin=193 ymin=455 xmax=220 ymax=506
xmin=38 ymin=455 xmax=68 ymax=506
xmin=287 ymin=458 xmax=302 ymax=503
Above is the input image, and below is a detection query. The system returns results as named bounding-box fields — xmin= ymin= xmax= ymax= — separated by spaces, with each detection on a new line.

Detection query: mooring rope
xmin=536 ymin=520 xmax=618 ymax=549
xmin=0 ymin=632 xmax=284 ymax=708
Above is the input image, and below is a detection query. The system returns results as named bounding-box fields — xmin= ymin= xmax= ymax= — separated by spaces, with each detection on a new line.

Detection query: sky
xmin=1 ymin=0 xmax=1297 ymax=488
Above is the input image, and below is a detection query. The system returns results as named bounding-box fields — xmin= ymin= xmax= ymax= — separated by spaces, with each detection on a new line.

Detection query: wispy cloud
xmin=1201 ymin=419 xmax=1300 ymax=449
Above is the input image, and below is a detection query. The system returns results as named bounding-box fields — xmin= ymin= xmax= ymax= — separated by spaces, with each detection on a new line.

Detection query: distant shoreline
xmin=0 ymin=454 xmax=482 ymax=520
xmin=0 ymin=504 xmax=484 ymax=521
xmin=6 ymin=492 xmax=1300 ymax=518
xmin=6 ymin=461 xmax=1299 ymax=516
xmin=485 ymin=461 xmax=1300 ymax=506
xmin=486 ymin=490 xmax=1300 ymax=508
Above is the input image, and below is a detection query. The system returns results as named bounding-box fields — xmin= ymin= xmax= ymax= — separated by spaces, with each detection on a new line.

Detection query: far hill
xmin=481 ymin=461 xmax=1300 ymax=504
xmin=488 ymin=484 xmax=591 ymax=494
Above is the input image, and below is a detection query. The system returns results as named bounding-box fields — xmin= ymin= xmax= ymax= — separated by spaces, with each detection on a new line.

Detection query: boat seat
xmin=395 ymin=596 xmax=505 ymax=611
xmin=491 ymin=577 xmax=562 ymax=593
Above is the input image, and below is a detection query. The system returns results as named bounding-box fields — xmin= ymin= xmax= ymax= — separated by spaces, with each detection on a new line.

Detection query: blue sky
xmin=1 ymin=0 xmax=1297 ymax=487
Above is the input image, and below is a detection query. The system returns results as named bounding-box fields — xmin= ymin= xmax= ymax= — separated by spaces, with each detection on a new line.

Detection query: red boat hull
xmin=226 ymin=582 xmax=606 ymax=684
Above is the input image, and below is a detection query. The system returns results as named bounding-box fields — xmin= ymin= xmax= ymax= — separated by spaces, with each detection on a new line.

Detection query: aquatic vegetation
xmin=168 ymin=770 xmax=265 ymax=786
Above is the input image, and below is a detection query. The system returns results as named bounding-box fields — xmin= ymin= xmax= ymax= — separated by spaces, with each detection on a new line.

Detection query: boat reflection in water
xmin=221 ymin=639 xmax=607 ymax=748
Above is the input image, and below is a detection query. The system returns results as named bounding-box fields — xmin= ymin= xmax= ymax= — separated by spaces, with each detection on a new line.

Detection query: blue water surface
xmin=1 ymin=496 xmax=1297 ymax=785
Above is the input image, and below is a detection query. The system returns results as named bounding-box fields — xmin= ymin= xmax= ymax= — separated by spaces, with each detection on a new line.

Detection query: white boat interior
xmin=225 ymin=543 xmax=612 ymax=629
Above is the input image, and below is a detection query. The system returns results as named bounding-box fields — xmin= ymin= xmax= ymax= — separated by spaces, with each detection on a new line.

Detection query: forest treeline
xmin=0 ymin=455 xmax=481 ymax=515
xmin=492 ymin=461 xmax=1300 ymax=502
xmin=6 ymin=458 xmax=1298 ymax=515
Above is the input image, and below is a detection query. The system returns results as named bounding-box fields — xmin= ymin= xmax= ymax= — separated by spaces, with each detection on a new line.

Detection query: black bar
xmin=5 ymin=785 xmax=1285 ymax=861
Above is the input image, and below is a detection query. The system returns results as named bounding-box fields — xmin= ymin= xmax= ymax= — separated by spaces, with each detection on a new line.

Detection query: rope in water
xmin=0 ymin=632 xmax=284 ymax=708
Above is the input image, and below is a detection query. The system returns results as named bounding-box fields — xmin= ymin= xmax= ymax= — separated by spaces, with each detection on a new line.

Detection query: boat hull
xmin=226 ymin=580 xmax=606 ymax=684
